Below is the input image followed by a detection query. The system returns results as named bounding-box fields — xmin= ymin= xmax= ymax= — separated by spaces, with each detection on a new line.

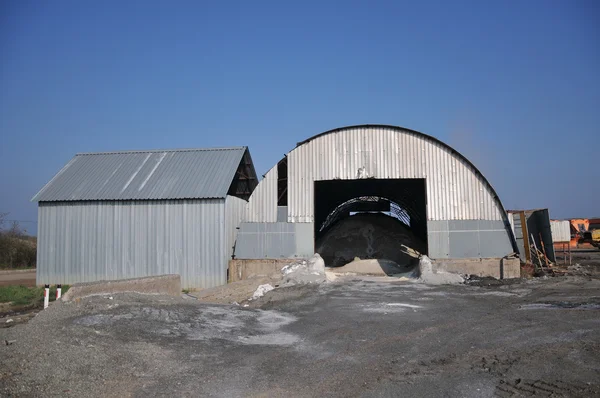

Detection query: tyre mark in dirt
xmin=495 ymin=378 xmax=598 ymax=397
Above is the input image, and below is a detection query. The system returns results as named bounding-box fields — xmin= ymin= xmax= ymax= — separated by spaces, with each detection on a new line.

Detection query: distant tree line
xmin=0 ymin=212 xmax=37 ymax=269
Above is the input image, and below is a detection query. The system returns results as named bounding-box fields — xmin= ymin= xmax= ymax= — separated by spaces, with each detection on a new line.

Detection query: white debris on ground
xmin=247 ymin=253 xmax=463 ymax=303
xmin=281 ymin=254 xmax=327 ymax=285
xmin=251 ymin=284 xmax=275 ymax=300
xmin=417 ymin=255 xmax=464 ymax=285
xmin=325 ymin=271 xmax=338 ymax=282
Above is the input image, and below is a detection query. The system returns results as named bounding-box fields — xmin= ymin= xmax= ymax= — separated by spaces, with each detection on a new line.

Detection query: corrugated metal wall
xmin=550 ymin=220 xmax=571 ymax=243
xmin=37 ymin=199 xmax=226 ymax=289
xmin=244 ymin=166 xmax=277 ymax=222
xmin=235 ymin=222 xmax=314 ymax=258
xmin=225 ymin=195 xmax=247 ymax=261
xmin=286 ymin=126 xmax=503 ymax=222
xmin=428 ymin=220 xmax=513 ymax=259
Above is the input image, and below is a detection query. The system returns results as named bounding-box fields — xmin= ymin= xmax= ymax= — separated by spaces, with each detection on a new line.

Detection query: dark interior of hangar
xmin=314 ymin=179 xmax=428 ymax=268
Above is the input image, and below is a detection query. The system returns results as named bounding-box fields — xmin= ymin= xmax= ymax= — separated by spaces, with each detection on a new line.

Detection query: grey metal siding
xmin=277 ymin=206 xmax=288 ymax=222
xmin=37 ymin=199 xmax=226 ymax=289
xmin=224 ymin=195 xmax=247 ymax=262
xmin=235 ymin=222 xmax=314 ymax=259
xmin=427 ymin=220 xmax=513 ymax=259
xmin=32 ymin=147 xmax=247 ymax=202
xmin=427 ymin=220 xmax=450 ymax=259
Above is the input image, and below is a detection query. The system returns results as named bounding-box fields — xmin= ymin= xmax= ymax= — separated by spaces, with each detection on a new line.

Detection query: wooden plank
xmin=520 ymin=211 xmax=531 ymax=263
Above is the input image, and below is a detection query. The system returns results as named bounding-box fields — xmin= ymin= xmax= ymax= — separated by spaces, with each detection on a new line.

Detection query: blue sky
xmin=1 ymin=0 xmax=598 ymax=233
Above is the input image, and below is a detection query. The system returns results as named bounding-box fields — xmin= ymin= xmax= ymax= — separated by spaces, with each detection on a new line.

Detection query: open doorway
xmin=314 ymin=179 xmax=428 ymax=271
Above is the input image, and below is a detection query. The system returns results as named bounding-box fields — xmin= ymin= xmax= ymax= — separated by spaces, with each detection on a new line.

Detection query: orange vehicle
xmin=575 ymin=218 xmax=600 ymax=249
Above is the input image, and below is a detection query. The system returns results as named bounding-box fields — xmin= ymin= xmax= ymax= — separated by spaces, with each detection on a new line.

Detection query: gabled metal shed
xmin=32 ymin=147 xmax=257 ymax=289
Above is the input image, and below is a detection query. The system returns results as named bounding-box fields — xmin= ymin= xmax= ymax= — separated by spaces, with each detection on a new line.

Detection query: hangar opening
xmin=314 ymin=179 xmax=428 ymax=269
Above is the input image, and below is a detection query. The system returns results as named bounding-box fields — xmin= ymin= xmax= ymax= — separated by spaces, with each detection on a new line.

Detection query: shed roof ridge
xmin=75 ymin=146 xmax=247 ymax=156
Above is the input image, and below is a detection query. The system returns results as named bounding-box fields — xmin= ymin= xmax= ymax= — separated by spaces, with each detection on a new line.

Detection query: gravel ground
xmin=1 ymin=269 xmax=600 ymax=397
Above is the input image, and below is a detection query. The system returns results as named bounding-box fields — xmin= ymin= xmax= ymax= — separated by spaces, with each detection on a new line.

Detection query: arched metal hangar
xmin=234 ymin=125 xmax=520 ymax=278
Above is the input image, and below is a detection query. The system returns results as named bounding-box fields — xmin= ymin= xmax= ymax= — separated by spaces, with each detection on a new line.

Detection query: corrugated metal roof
xmin=550 ymin=220 xmax=571 ymax=243
xmin=32 ymin=147 xmax=248 ymax=202
xmin=287 ymin=126 xmax=505 ymax=222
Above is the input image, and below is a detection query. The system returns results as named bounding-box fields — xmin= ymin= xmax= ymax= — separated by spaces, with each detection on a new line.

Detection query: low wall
xmin=434 ymin=257 xmax=520 ymax=279
xmin=229 ymin=257 xmax=520 ymax=282
xmin=61 ymin=274 xmax=181 ymax=301
xmin=229 ymin=259 xmax=297 ymax=282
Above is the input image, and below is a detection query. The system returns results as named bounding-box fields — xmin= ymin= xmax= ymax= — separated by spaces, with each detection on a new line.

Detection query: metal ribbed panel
xmin=287 ymin=126 xmax=504 ymax=222
xmin=234 ymin=222 xmax=314 ymax=259
xmin=225 ymin=196 xmax=247 ymax=260
xmin=36 ymin=199 xmax=226 ymax=289
xmin=550 ymin=220 xmax=570 ymax=243
xmin=32 ymin=147 xmax=247 ymax=202
xmin=244 ymin=166 xmax=277 ymax=222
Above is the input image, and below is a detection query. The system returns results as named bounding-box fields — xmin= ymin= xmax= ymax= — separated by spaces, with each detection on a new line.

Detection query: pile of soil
xmin=316 ymin=213 xmax=426 ymax=268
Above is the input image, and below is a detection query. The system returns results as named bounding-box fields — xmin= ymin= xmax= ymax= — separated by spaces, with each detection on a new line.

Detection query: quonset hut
xmin=233 ymin=125 xmax=519 ymax=278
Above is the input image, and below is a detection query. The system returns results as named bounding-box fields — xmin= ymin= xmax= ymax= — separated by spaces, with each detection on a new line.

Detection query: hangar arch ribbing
xmin=243 ymin=125 xmax=517 ymax=260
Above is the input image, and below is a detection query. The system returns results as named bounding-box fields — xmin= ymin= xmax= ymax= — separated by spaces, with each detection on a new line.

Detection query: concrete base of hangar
xmin=228 ymin=258 xmax=297 ymax=283
xmin=228 ymin=257 xmax=521 ymax=282
xmin=435 ymin=257 xmax=521 ymax=279
xmin=232 ymin=219 xmax=520 ymax=281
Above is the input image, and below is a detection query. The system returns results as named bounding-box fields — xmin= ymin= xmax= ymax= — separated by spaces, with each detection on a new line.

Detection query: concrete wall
xmin=427 ymin=220 xmax=514 ymax=259
xmin=229 ymin=257 xmax=520 ymax=281
xmin=228 ymin=259 xmax=296 ymax=282
xmin=234 ymin=222 xmax=314 ymax=259
xmin=435 ymin=257 xmax=521 ymax=279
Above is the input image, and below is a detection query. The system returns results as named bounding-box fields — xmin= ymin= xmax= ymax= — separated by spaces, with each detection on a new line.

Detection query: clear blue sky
xmin=1 ymin=0 xmax=598 ymax=233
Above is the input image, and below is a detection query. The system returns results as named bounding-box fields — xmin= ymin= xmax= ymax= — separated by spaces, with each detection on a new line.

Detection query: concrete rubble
xmin=417 ymin=255 xmax=465 ymax=285
xmin=281 ymin=253 xmax=327 ymax=285
xmin=250 ymin=252 xmax=464 ymax=303
xmin=251 ymin=284 xmax=275 ymax=300
xmin=203 ymin=253 xmax=468 ymax=305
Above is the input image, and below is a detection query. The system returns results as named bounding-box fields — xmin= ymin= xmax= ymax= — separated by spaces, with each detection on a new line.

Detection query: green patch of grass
xmin=182 ymin=289 xmax=190 ymax=294
xmin=0 ymin=285 xmax=70 ymax=307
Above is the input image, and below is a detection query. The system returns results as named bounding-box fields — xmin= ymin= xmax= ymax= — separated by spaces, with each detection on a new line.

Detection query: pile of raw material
xmin=316 ymin=213 xmax=426 ymax=268
xmin=280 ymin=253 xmax=327 ymax=285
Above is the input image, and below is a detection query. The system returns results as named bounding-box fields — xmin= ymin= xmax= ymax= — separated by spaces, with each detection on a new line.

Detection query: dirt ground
xmin=1 ymin=254 xmax=599 ymax=397
xmin=0 ymin=270 xmax=36 ymax=287
xmin=555 ymin=249 xmax=600 ymax=268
